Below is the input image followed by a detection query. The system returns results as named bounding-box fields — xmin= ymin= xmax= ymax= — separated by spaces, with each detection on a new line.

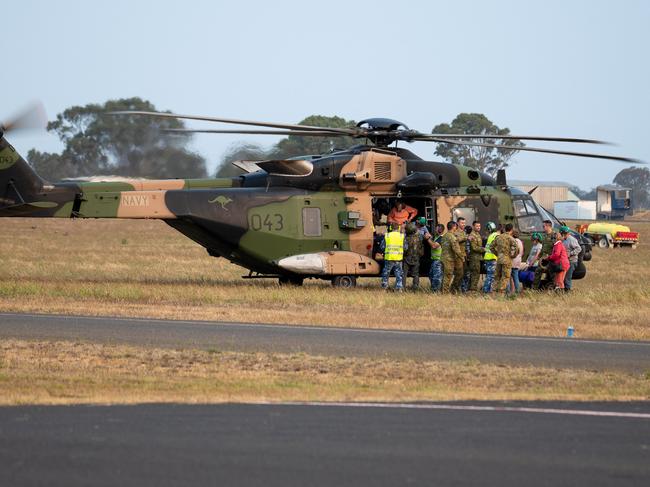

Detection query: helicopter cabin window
xmin=302 ymin=207 xmax=322 ymax=237
xmin=513 ymin=196 xmax=543 ymax=233
xmin=452 ymin=207 xmax=476 ymax=226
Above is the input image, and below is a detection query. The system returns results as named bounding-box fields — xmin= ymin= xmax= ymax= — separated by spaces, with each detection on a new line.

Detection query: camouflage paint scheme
xmin=0 ymin=135 xmax=587 ymax=282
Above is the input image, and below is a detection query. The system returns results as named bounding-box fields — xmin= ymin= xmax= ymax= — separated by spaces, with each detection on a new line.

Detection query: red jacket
xmin=548 ymin=240 xmax=570 ymax=271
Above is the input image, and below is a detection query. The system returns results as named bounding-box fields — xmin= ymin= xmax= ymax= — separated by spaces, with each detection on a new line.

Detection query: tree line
xmin=26 ymin=98 xmax=649 ymax=208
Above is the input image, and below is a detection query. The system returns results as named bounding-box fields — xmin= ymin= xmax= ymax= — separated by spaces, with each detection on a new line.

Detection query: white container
xmin=553 ymin=200 xmax=597 ymax=220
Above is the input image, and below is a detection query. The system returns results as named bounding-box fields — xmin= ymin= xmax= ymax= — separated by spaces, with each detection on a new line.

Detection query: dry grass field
xmin=0 ymin=218 xmax=648 ymax=405
xmin=2 ymin=340 xmax=648 ymax=405
xmin=0 ymin=218 xmax=648 ymax=340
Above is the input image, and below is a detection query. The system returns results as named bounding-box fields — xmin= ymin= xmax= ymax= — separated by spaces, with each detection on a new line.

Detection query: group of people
xmin=377 ymin=200 xmax=582 ymax=294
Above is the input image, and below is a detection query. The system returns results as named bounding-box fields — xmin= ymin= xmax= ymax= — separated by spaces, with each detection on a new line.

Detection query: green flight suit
xmin=441 ymin=232 xmax=465 ymax=293
xmin=491 ymin=233 xmax=518 ymax=293
xmin=468 ymin=230 xmax=485 ymax=292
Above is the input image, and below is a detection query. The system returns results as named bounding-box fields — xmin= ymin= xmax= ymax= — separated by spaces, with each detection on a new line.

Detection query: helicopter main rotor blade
xmin=162 ymin=128 xmax=350 ymax=136
xmin=1 ymin=101 xmax=47 ymax=134
xmin=109 ymin=111 xmax=361 ymax=136
xmin=425 ymin=137 xmax=644 ymax=164
xmin=420 ymin=133 xmax=609 ymax=145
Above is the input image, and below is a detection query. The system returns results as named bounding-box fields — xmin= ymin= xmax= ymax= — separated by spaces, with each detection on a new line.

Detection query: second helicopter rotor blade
xmin=109 ymin=111 xmax=361 ymax=136
xmin=419 ymin=133 xmax=609 ymax=145
xmin=162 ymin=128 xmax=351 ymax=137
xmin=425 ymin=137 xmax=643 ymax=164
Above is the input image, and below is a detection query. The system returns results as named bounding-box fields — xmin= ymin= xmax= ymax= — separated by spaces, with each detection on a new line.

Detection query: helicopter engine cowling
xmin=396 ymin=172 xmax=438 ymax=194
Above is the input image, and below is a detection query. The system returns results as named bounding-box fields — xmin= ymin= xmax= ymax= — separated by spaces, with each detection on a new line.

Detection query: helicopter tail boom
xmin=0 ymin=135 xmax=241 ymax=219
xmin=0 ymin=136 xmax=51 ymax=214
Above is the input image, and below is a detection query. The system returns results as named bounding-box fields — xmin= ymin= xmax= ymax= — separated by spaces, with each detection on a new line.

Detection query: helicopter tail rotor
xmin=0 ymin=101 xmax=47 ymax=136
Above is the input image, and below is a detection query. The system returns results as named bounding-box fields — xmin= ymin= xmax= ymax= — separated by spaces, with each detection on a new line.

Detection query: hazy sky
xmin=5 ymin=0 xmax=649 ymax=188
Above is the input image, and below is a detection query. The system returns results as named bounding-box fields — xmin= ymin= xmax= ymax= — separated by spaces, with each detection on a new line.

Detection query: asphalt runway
xmin=1 ymin=402 xmax=649 ymax=487
xmin=1 ymin=312 xmax=650 ymax=371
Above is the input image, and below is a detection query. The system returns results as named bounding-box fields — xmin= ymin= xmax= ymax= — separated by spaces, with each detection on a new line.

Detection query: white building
xmin=510 ymin=180 xmax=579 ymax=210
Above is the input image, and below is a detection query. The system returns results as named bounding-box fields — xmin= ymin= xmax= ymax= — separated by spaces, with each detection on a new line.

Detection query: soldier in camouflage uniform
xmin=491 ymin=222 xmax=519 ymax=294
xmin=403 ymin=222 xmax=424 ymax=290
xmin=533 ymin=220 xmax=557 ymax=289
xmin=468 ymin=221 xmax=486 ymax=292
xmin=453 ymin=217 xmax=468 ymax=253
xmin=441 ymin=221 xmax=465 ymax=293
xmin=454 ymin=217 xmax=469 ymax=292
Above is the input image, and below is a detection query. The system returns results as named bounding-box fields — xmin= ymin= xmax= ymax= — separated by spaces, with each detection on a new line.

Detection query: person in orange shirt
xmin=387 ymin=200 xmax=417 ymax=225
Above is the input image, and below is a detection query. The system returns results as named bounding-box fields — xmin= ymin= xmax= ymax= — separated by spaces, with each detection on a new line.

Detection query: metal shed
xmin=596 ymin=184 xmax=633 ymax=219
xmin=510 ymin=180 xmax=579 ymax=210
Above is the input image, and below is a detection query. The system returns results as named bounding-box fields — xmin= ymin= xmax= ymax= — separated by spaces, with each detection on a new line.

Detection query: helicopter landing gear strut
xmin=278 ymin=276 xmax=304 ymax=286
xmin=331 ymin=275 xmax=357 ymax=288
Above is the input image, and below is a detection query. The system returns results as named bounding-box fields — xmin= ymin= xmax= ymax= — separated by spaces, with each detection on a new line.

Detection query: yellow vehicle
xmin=577 ymin=223 xmax=639 ymax=249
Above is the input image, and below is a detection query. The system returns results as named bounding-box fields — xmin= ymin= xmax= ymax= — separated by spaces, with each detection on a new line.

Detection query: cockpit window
xmin=513 ymin=196 xmax=543 ymax=233
xmin=524 ymin=199 xmax=537 ymax=215
xmin=513 ymin=200 xmax=527 ymax=217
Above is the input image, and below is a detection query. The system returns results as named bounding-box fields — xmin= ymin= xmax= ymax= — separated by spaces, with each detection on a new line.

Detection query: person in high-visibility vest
xmin=424 ymin=223 xmax=444 ymax=291
xmin=380 ymin=222 xmax=405 ymax=291
xmin=482 ymin=221 xmax=500 ymax=293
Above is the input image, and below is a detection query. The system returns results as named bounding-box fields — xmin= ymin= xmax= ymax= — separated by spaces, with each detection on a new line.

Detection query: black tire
xmin=598 ymin=237 xmax=609 ymax=249
xmin=571 ymin=261 xmax=587 ymax=280
xmin=582 ymin=251 xmax=592 ymax=262
xmin=332 ymin=275 xmax=357 ymax=288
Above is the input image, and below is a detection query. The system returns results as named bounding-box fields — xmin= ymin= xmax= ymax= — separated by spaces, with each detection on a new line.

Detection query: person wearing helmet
xmin=560 ymin=225 xmax=581 ymax=292
xmin=415 ymin=216 xmax=429 ymax=237
xmin=403 ymin=222 xmax=424 ymax=290
xmin=533 ymin=220 xmax=557 ymax=289
xmin=482 ymin=221 xmax=499 ymax=293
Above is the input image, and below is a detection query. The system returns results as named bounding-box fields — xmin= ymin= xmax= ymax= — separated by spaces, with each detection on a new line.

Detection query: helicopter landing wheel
xmin=278 ymin=276 xmax=304 ymax=286
xmin=331 ymin=275 xmax=357 ymax=288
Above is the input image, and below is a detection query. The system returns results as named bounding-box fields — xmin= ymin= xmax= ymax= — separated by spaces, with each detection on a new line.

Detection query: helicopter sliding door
xmin=372 ymin=196 xmax=436 ymax=230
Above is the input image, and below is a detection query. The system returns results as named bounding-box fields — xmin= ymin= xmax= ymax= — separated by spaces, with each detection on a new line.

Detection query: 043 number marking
xmin=250 ymin=213 xmax=284 ymax=231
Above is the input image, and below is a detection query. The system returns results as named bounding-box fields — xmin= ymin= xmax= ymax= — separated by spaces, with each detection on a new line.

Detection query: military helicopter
xmin=0 ymin=106 xmax=641 ymax=287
